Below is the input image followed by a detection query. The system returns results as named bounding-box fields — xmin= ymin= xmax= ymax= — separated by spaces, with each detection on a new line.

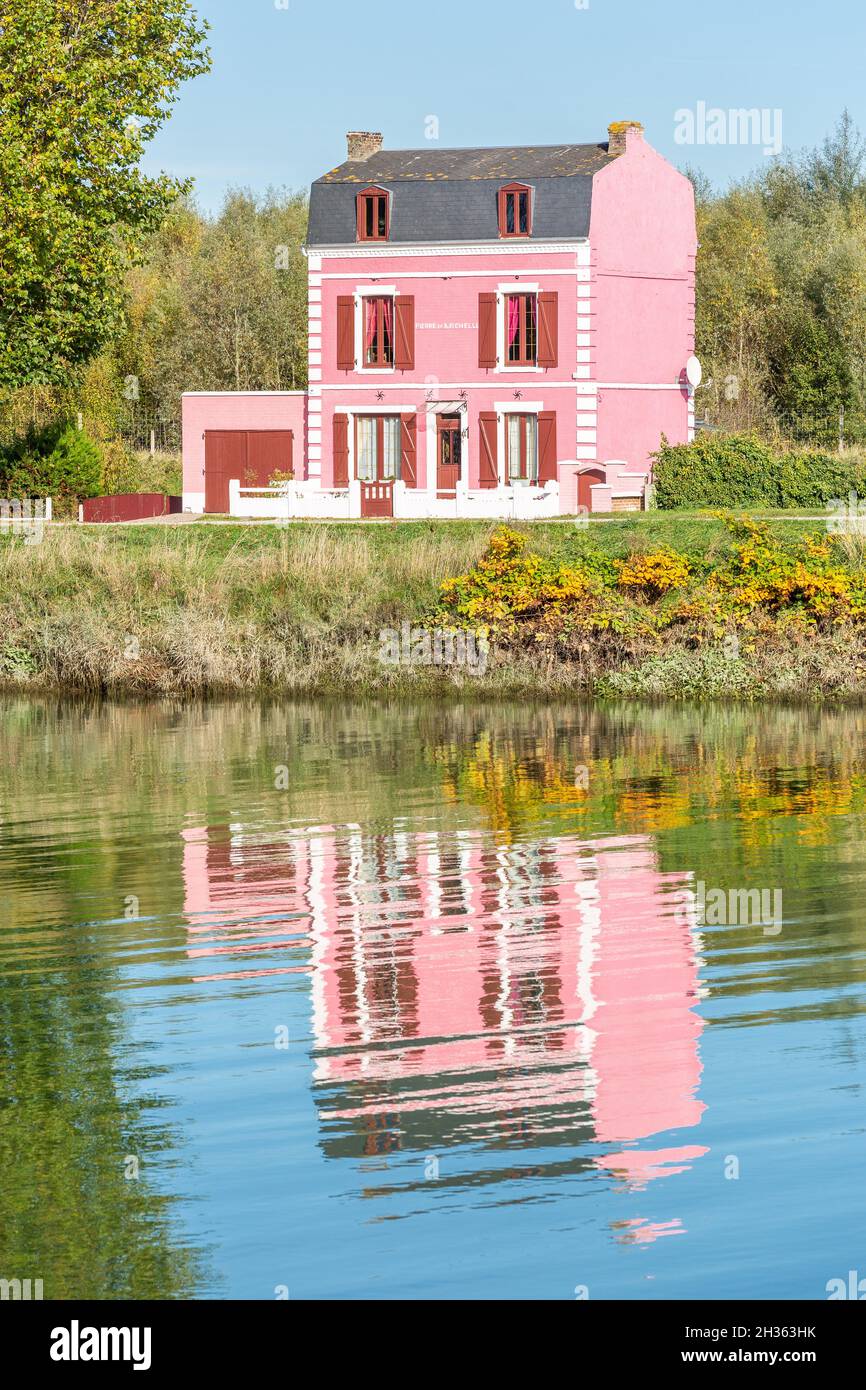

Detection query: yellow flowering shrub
xmin=617 ymin=549 xmax=691 ymax=598
xmin=436 ymin=527 xmax=602 ymax=637
xmin=432 ymin=518 xmax=866 ymax=651
xmin=706 ymin=516 xmax=860 ymax=622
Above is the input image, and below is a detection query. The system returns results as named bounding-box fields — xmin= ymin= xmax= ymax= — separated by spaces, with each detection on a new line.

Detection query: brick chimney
xmin=607 ymin=121 xmax=644 ymax=156
xmin=346 ymin=131 xmax=384 ymax=162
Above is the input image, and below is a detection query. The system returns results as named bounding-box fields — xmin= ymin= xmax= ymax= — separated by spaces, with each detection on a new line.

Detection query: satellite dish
xmin=685 ymin=355 xmax=703 ymax=388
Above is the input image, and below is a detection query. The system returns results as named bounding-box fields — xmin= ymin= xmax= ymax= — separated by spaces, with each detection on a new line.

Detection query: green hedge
xmin=0 ymin=421 xmax=102 ymax=508
xmin=653 ymin=433 xmax=866 ymax=510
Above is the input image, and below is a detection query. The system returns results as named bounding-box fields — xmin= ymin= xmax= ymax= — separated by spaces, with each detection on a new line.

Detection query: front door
xmin=437 ymin=415 xmax=462 ymax=497
xmin=356 ymin=415 xmax=399 ymax=518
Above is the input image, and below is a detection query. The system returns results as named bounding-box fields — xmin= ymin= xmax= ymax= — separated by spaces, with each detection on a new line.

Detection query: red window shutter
xmin=478 ymin=293 xmax=497 ymax=369
xmin=537 ymin=292 xmax=559 ymax=368
xmin=479 ymin=413 xmax=499 ymax=488
xmin=336 ymin=296 xmax=355 ymax=371
xmin=538 ymin=412 xmax=558 ymax=484
xmin=401 ymin=413 xmax=418 ymax=487
xmin=395 ymin=297 xmax=415 ymax=370
xmin=333 ymin=413 xmax=349 ymax=487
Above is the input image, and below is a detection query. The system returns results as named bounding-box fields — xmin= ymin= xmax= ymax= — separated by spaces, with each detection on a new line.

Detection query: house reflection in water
xmin=182 ymin=823 xmax=708 ymax=1218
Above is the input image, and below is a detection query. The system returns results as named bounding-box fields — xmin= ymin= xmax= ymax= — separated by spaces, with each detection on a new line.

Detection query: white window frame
xmin=354 ymin=285 xmax=399 ymax=374
xmin=496 ymin=283 xmax=542 ymax=374
xmin=336 ymin=404 xmax=417 ymax=482
xmin=355 ymin=413 xmax=402 ymax=481
xmin=494 ymin=400 xmax=544 ymax=487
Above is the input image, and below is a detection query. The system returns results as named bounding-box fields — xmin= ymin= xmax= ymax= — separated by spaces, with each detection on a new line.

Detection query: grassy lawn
xmin=43 ymin=508 xmax=827 ymax=570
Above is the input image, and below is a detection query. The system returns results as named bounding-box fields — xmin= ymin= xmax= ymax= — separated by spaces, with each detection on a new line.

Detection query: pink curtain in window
xmin=383 ymin=297 xmax=393 ymax=344
xmin=365 ymin=299 xmax=378 ymax=351
xmin=508 ymin=296 xmax=520 ymax=348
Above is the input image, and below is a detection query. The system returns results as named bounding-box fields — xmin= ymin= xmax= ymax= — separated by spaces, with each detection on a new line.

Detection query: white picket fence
xmin=0 ymin=497 xmax=53 ymax=538
xmin=228 ymin=478 xmax=561 ymax=521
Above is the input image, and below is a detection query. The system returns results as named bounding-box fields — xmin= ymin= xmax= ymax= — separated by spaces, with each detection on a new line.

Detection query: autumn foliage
xmin=434 ymin=519 xmax=866 ymax=647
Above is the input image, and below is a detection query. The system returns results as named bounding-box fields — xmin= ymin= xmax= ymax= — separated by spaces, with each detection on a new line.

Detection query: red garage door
xmin=204 ymin=430 xmax=294 ymax=514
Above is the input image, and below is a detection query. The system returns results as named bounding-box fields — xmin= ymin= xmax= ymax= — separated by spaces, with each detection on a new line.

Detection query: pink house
xmin=182 ymin=122 xmax=697 ymax=518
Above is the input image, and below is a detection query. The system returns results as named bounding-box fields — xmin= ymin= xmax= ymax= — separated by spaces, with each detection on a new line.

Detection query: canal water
xmin=1 ymin=698 xmax=864 ymax=1300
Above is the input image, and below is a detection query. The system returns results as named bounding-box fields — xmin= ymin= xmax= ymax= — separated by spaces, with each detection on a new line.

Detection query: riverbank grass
xmin=1 ymin=514 xmax=864 ymax=698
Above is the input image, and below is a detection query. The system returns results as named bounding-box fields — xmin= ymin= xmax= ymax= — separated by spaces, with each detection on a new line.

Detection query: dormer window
xmin=357 ymin=186 xmax=390 ymax=242
xmin=498 ymin=183 xmax=532 ymax=238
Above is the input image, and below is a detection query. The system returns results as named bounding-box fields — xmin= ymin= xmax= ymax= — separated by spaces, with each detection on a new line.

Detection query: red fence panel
xmin=81 ymin=495 xmax=182 ymax=523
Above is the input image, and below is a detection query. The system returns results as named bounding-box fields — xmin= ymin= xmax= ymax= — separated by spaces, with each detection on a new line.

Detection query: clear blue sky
xmin=143 ymin=0 xmax=866 ymax=212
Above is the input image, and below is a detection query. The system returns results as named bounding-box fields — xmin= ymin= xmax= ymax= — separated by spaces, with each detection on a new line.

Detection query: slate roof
xmin=307 ymin=142 xmax=616 ymax=246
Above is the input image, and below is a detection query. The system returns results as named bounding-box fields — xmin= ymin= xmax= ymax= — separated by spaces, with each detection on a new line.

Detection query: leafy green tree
xmin=112 ymin=189 xmax=309 ymax=431
xmin=0 ymin=189 xmax=310 ymax=465
xmin=767 ymin=303 xmax=853 ymax=430
xmin=693 ymin=187 xmax=777 ymax=430
xmin=0 ymin=0 xmax=210 ymax=388
xmin=692 ymin=111 xmax=866 ymax=442
xmin=802 ymin=109 xmax=866 ymax=207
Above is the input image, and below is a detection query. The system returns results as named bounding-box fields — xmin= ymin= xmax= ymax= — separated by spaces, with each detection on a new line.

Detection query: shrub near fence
xmin=652 ymin=433 xmax=866 ymax=510
xmin=0 ymin=421 xmax=102 ymax=515
xmin=776 ymin=450 xmax=866 ymax=509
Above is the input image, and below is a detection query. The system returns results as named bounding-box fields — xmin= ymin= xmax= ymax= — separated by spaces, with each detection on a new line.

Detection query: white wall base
xmin=228 ymin=478 xmax=561 ymax=520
